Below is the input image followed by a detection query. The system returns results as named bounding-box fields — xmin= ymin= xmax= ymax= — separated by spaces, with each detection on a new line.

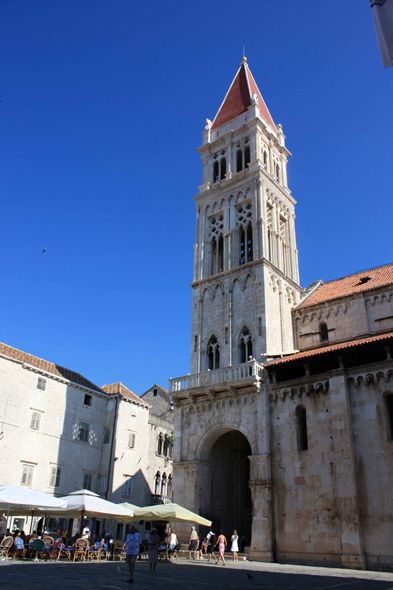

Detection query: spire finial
xmin=241 ymin=46 xmax=247 ymax=64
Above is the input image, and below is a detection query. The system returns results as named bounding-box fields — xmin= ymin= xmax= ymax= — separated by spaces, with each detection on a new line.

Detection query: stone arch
xmin=201 ymin=286 xmax=213 ymax=301
xmin=212 ymin=282 xmax=225 ymax=298
xmin=197 ymin=424 xmax=255 ymax=463
xmin=231 ymin=276 xmax=244 ymax=291
xmin=244 ymin=272 xmax=256 ymax=287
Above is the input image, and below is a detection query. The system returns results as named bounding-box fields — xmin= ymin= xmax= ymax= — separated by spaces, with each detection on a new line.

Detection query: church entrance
xmin=204 ymin=430 xmax=252 ymax=546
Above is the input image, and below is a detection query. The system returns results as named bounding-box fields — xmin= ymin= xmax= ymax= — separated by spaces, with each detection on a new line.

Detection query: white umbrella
xmin=0 ymin=484 xmax=68 ymax=532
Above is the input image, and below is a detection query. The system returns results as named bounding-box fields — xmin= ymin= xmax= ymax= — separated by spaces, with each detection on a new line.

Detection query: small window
xmin=107 ymin=399 xmax=115 ymax=412
xmin=225 ymin=327 xmax=228 ymax=345
xmin=263 ymin=151 xmax=267 ymax=166
xmin=258 ymin=317 xmax=262 ymax=337
xmin=82 ymin=473 xmax=93 ymax=490
xmin=49 ymin=465 xmax=61 ymax=488
xmin=319 ymin=322 xmax=329 ymax=343
xmin=98 ymin=477 xmax=106 ymax=493
xmin=384 ymin=393 xmax=393 ymax=441
xmin=37 ymin=377 xmax=46 ymax=391
xmin=153 ymin=388 xmax=158 ymax=397
xmin=161 ymin=473 xmax=167 ymax=496
xmin=220 ymin=158 xmax=226 ymax=180
xmin=154 ymin=471 xmax=161 ymax=495
xmin=128 ymin=432 xmax=135 ymax=449
xmin=194 ymin=335 xmax=198 ymax=353
xmin=131 ymin=405 xmax=137 ymax=418
xmin=296 ymin=405 xmax=308 ymax=451
xmin=78 ymin=421 xmax=90 ymax=443
xmin=84 ymin=394 xmax=92 ymax=406
xmin=123 ymin=477 xmax=132 ymax=497
xmin=157 ymin=433 xmax=163 ymax=456
xmin=103 ymin=429 xmax=110 ymax=444
xmin=145 ymin=521 xmax=152 ymax=531
xmin=244 ymin=146 xmax=250 ymax=167
xmin=30 ymin=411 xmax=41 ymax=431
xmin=213 ymin=160 xmax=219 ymax=183
xmin=20 ymin=463 xmax=35 ymax=487
xmin=236 ymin=150 xmax=243 ymax=172
xmin=276 ymin=163 xmax=280 ymax=182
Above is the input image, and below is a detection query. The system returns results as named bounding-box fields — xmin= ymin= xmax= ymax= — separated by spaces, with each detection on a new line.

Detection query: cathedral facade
xmin=169 ymin=59 xmax=393 ymax=570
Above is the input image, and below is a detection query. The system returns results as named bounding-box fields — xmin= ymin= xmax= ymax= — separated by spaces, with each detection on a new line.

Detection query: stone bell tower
xmin=169 ymin=58 xmax=302 ymax=561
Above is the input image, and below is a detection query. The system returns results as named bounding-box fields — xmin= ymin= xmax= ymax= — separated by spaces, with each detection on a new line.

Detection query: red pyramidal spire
xmin=211 ymin=58 xmax=276 ymax=130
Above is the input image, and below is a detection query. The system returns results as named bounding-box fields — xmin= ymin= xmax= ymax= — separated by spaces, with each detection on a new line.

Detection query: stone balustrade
xmin=169 ymin=361 xmax=264 ymax=394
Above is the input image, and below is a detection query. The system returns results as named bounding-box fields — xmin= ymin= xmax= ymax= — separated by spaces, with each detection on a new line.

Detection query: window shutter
xmin=128 ymin=433 xmax=135 ymax=448
xmin=49 ymin=466 xmax=57 ymax=487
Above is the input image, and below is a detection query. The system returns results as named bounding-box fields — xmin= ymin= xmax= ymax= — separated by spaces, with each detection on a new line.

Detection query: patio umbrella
xmin=0 ymin=484 xmax=68 ymax=532
xmin=42 ymin=490 xmax=135 ymax=534
xmin=120 ymin=502 xmax=212 ymax=560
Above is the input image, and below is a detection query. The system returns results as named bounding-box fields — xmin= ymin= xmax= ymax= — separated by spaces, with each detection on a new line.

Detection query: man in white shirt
xmin=82 ymin=525 xmax=90 ymax=539
xmin=124 ymin=524 xmax=141 ymax=584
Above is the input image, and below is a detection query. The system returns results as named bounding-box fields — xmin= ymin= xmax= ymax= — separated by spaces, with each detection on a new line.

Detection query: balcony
xmin=169 ymin=360 xmax=264 ymax=397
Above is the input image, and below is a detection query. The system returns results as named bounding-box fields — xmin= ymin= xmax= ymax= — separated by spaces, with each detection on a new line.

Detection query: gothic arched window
xmin=296 ymin=405 xmax=308 ymax=451
xmin=384 ymin=392 xmax=393 ymax=441
xmin=239 ymin=327 xmax=252 ymax=364
xmin=157 ymin=433 xmax=163 ymax=456
xmin=207 ymin=335 xmax=220 ymax=370
xmin=154 ymin=471 xmax=161 ymax=495
xmin=161 ymin=473 xmax=167 ymax=496
xmin=220 ymin=158 xmax=226 ymax=180
xmin=319 ymin=322 xmax=329 ymax=343
xmin=213 ymin=161 xmax=219 ymax=184
xmin=240 ymin=222 xmax=253 ymax=265
xmin=168 ymin=475 xmax=172 ymax=498
xmin=263 ymin=151 xmax=267 ymax=166
xmin=236 ymin=150 xmax=243 ymax=172
xmin=244 ymin=146 xmax=250 ymax=167
xmin=276 ymin=163 xmax=280 ymax=182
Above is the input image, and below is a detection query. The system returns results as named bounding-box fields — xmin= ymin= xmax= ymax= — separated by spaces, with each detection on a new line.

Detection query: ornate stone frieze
xmin=269 ymin=379 xmax=329 ymax=403
xmin=347 ymin=363 xmax=393 ymax=391
xmin=365 ymin=291 xmax=393 ymax=306
xmin=295 ymin=302 xmax=351 ymax=324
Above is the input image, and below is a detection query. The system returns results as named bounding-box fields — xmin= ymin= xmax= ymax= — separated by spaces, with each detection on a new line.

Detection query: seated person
xmin=14 ymin=533 xmax=25 ymax=558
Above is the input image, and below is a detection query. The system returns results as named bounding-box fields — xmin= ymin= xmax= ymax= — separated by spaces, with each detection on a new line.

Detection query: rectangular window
xmin=83 ymin=473 xmax=93 ymax=490
xmin=131 ymin=405 xmax=137 ymax=418
xmin=153 ymin=388 xmax=157 ymax=397
xmin=78 ymin=421 xmax=90 ymax=442
xmin=20 ymin=463 xmax=35 ymax=487
xmin=49 ymin=465 xmax=61 ymax=488
xmin=123 ymin=477 xmax=132 ymax=497
xmin=128 ymin=432 xmax=135 ymax=449
xmin=84 ymin=394 xmax=92 ymax=406
xmin=107 ymin=400 xmax=114 ymax=412
xmin=98 ymin=477 xmax=106 ymax=493
xmin=30 ymin=411 xmax=41 ymax=431
xmin=103 ymin=429 xmax=110 ymax=444
xmin=37 ymin=377 xmax=46 ymax=391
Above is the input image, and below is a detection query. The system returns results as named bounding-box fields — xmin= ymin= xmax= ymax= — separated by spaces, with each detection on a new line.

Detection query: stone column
xmin=329 ymin=370 xmax=366 ymax=569
xmin=173 ymin=460 xmax=211 ymax=543
xmin=248 ymin=454 xmax=274 ymax=562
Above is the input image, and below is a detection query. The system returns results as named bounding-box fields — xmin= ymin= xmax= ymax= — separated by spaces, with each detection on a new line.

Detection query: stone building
xmin=168 ymin=57 xmax=393 ymax=570
xmin=0 ymin=343 xmax=173 ymax=536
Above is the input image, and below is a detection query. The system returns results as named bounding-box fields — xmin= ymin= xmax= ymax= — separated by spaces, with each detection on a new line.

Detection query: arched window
xmin=207 ymin=335 xmax=220 ymax=370
xmin=213 ymin=161 xmax=219 ymax=184
xmin=211 ymin=235 xmax=223 ymax=275
xmin=154 ymin=471 xmax=161 ymax=495
xmin=296 ymin=405 xmax=308 ymax=451
xmin=239 ymin=222 xmax=253 ymax=265
xmin=319 ymin=322 xmax=329 ymax=343
xmin=244 ymin=146 xmax=250 ymax=167
xmin=263 ymin=151 xmax=267 ymax=166
xmin=384 ymin=392 xmax=393 ymax=441
xmin=236 ymin=150 xmax=243 ymax=172
xmin=157 ymin=433 xmax=163 ymax=456
xmin=161 ymin=473 xmax=167 ymax=497
xmin=163 ymin=436 xmax=168 ymax=457
xmin=220 ymin=158 xmax=226 ymax=180
xmin=239 ymin=327 xmax=252 ymax=364
xmin=168 ymin=475 xmax=172 ymax=498
xmin=276 ymin=163 xmax=280 ymax=182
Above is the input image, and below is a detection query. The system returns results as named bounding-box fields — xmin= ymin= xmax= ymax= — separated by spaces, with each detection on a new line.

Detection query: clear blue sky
xmin=1 ymin=1 xmax=392 ymax=395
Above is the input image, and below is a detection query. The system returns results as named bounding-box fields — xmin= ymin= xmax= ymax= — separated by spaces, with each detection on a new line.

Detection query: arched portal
xmin=199 ymin=429 xmax=252 ymax=545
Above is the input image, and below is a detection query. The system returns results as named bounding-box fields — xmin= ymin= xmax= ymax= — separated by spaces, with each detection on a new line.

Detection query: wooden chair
xmin=29 ymin=539 xmax=45 ymax=561
xmin=43 ymin=536 xmax=54 ymax=561
xmin=51 ymin=538 xmax=64 ymax=561
xmin=0 ymin=536 xmax=13 ymax=560
xmin=89 ymin=539 xmax=107 ymax=562
xmin=73 ymin=538 xmax=89 ymax=562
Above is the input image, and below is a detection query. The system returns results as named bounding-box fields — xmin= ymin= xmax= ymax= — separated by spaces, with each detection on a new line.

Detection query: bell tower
xmin=190 ymin=57 xmax=301 ymax=375
xmin=169 ymin=58 xmax=302 ymax=561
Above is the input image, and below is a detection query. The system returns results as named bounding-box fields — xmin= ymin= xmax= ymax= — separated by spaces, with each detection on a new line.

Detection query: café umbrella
xmin=0 ymin=484 xmax=68 ymax=531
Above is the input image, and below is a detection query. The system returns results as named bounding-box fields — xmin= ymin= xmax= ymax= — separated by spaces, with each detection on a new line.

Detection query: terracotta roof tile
xmin=266 ymin=331 xmax=393 ymax=367
xmin=0 ymin=342 xmax=103 ymax=392
xmin=299 ymin=263 xmax=393 ymax=308
xmin=212 ymin=61 xmax=276 ymax=130
xmin=101 ymin=382 xmax=146 ymax=405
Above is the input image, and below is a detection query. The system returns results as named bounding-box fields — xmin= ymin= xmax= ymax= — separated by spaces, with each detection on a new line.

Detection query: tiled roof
xmin=211 ymin=60 xmax=276 ymax=130
xmin=299 ymin=263 xmax=393 ymax=308
xmin=101 ymin=382 xmax=146 ymax=405
xmin=266 ymin=331 xmax=393 ymax=367
xmin=0 ymin=342 xmax=103 ymax=392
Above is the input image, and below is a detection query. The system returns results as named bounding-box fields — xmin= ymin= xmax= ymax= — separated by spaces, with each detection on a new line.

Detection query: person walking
xmin=230 ymin=530 xmax=239 ymax=561
xmin=206 ymin=530 xmax=216 ymax=561
xmin=124 ymin=524 xmax=141 ymax=584
xmin=214 ymin=530 xmax=227 ymax=566
xmin=189 ymin=526 xmax=198 ymax=559
xmin=148 ymin=529 xmax=160 ymax=573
